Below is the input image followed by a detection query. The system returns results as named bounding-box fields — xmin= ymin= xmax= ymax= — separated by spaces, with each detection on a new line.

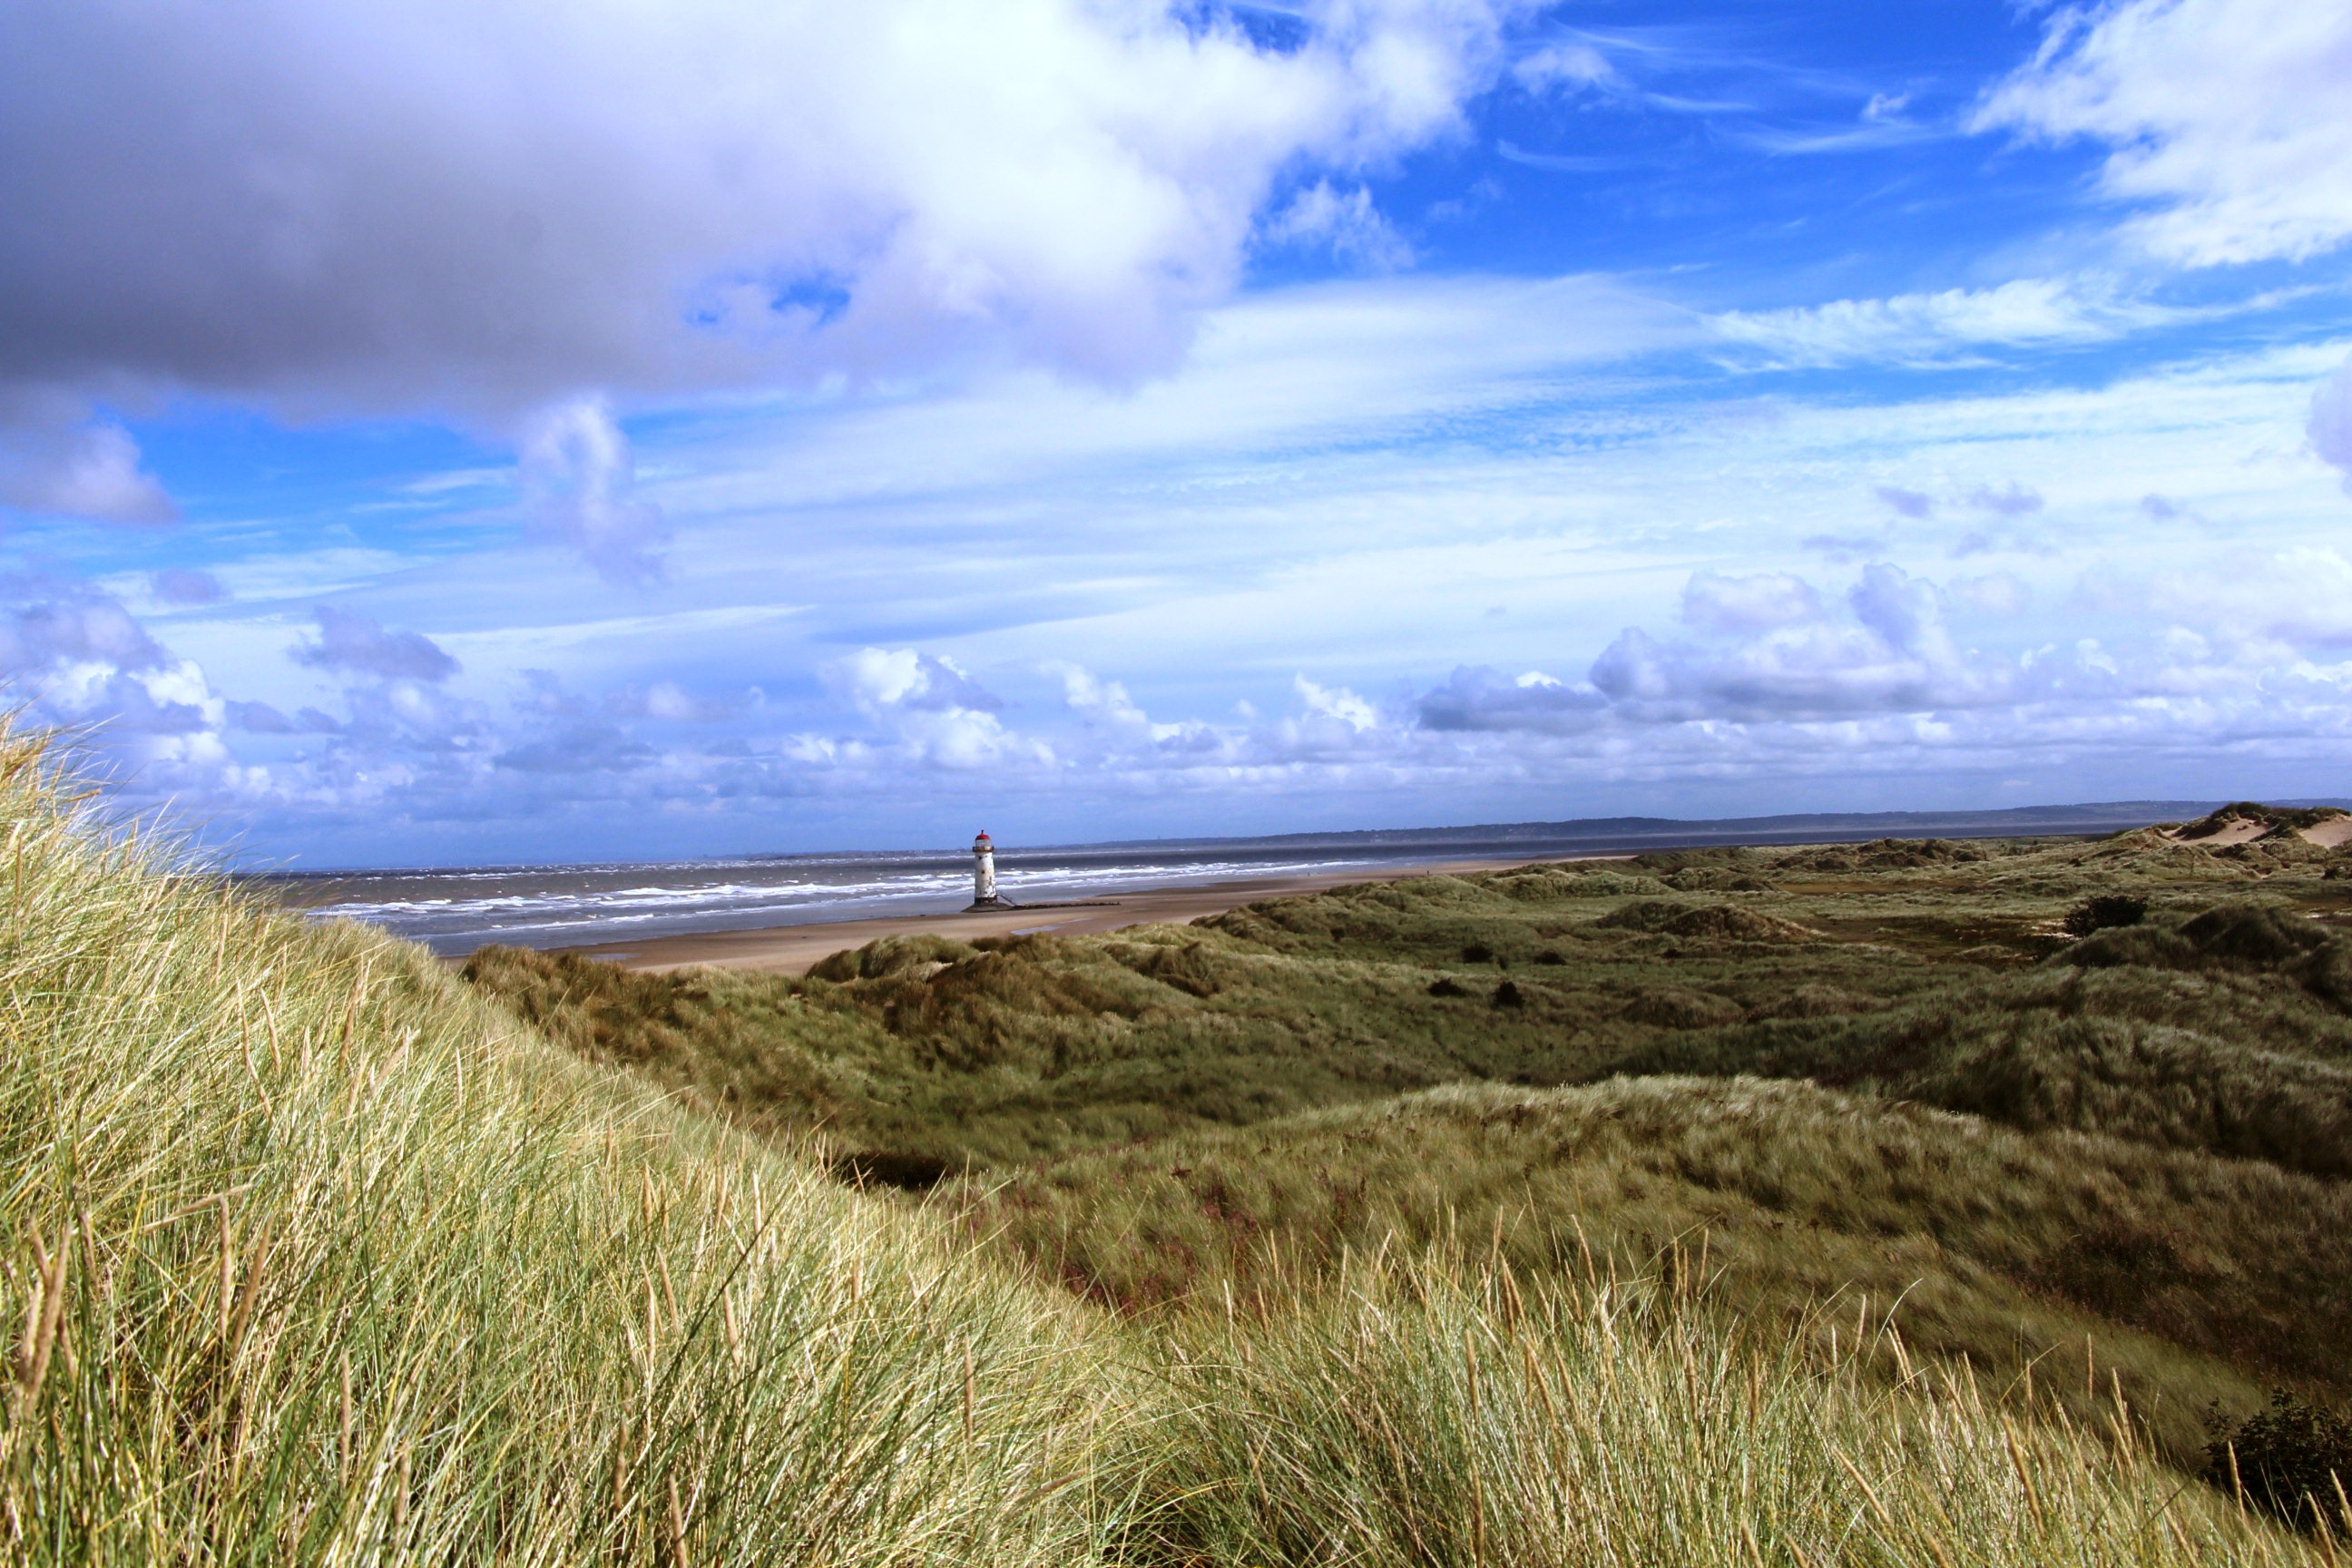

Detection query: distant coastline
xmin=242 ymin=797 xmax=2350 ymax=957
xmin=1042 ymin=799 xmax=2333 ymax=855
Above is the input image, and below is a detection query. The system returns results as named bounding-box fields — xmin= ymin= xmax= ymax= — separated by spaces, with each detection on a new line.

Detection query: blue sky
xmin=3 ymin=0 xmax=2350 ymax=867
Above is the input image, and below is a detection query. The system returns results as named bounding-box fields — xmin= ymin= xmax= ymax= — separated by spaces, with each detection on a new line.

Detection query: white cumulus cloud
xmin=1262 ymin=181 xmax=1413 ymax=271
xmin=0 ymin=0 xmax=1507 ymax=420
xmin=1974 ymin=0 xmax=2352 ymax=266
xmin=1294 ymin=674 xmax=1383 ymax=731
xmin=0 ymin=411 xmax=176 ymax=525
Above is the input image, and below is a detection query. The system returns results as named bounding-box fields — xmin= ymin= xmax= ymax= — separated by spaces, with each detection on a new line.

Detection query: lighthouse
xmin=966 ymin=830 xmax=1015 ymax=911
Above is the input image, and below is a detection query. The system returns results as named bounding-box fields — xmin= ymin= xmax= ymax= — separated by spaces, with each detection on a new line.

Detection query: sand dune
xmin=2165 ymin=818 xmax=2272 ymax=848
xmin=2158 ymin=811 xmax=2352 ymax=850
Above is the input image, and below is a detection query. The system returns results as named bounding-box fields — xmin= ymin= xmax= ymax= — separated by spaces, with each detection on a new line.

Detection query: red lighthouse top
xmin=974 ymin=831 xmax=992 ymax=848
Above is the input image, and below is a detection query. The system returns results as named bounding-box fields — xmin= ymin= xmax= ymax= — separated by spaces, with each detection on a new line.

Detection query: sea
xmin=248 ymin=799 xmax=2244 ymax=957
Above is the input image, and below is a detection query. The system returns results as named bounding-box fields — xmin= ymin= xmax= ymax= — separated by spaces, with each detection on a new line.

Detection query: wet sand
xmin=561 ymin=855 xmax=1562 ymax=974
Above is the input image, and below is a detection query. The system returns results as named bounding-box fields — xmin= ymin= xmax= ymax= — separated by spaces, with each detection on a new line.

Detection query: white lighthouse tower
xmin=966 ymin=830 xmax=1014 ymax=911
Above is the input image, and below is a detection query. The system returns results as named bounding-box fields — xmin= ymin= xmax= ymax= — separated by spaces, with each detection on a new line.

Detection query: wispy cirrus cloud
xmin=1707 ymin=277 xmax=2206 ymax=368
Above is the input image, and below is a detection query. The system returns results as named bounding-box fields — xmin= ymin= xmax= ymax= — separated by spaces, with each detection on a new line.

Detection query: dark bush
xmin=2063 ymin=894 xmax=2148 ymax=938
xmin=831 ymin=1150 xmax=956 ymax=1191
xmin=2207 ymin=1391 xmax=2352 ymax=1532
xmin=1492 ymin=980 xmax=1524 ymax=1010
xmin=1426 ymin=976 xmax=1468 ymax=998
xmin=1533 ymin=949 xmax=1566 ymax=965
xmin=1460 ymin=942 xmax=1494 ymax=964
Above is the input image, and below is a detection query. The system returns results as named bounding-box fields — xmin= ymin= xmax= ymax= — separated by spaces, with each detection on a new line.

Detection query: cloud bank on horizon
xmin=1 ymin=0 xmax=2349 ymax=865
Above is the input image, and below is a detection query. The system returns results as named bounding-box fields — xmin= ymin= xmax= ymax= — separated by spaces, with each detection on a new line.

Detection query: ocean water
xmin=258 ymin=841 xmax=1428 ymax=956
xmin=252 ymin=801 xmax=2230 ymax=956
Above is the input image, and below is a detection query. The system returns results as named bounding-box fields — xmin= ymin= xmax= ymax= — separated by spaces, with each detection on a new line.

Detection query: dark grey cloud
xmin=292 ymin=607 xmax=460 ymax=683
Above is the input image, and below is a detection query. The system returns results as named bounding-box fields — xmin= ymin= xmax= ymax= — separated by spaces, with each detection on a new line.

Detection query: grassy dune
xmin=5 ymin=726 xmax=2344 ymax=1560
xmin=962 ymin=1075 xmax=2340 ymax=1457
xmin=467 ymin=828 xmax=2352 ymax=1177
xmin=0 ymin=731 xmax=1118 ymax=1562
xmin=467 ymin=811 xmax=2352 ymax=1476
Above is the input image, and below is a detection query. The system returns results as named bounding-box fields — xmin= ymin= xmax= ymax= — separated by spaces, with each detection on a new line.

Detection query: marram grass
xmin=0 ymin=725 xmax=2328 ymax=1563
xmin=1127 ymin=1252 xmax=2329 ymax=1567
xmin=0 ymin=727 xmax=1123 ymax=1563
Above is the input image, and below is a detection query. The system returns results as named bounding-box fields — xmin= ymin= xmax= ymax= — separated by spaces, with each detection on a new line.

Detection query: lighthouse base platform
xmin=963 ymin=896 xmax=1020 ymax=913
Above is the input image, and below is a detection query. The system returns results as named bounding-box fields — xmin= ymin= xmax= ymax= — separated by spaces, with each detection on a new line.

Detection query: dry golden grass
xmin=6 ymin=725 xmax=2341 ymax=1561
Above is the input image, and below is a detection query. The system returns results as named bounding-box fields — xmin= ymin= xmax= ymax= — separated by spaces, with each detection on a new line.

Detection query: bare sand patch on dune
xmin=2165 ymin=818 xmax=2271 ymax=848
xmin=2301 ymin=815 xmax=2352 ymax=848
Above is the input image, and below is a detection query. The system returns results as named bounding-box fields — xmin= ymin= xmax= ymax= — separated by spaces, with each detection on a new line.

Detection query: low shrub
xmin=2064 ymin=895 xmax=2149 ymax=937
xmin=832 ymin=1149 xmax=960 ymax=1191
xmin=2207 ymin=1391 xmax=2352 ymax=1533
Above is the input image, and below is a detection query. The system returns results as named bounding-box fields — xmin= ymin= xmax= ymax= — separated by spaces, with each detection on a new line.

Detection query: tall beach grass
xmin=0 ymin=723 xmax=2333 ymax=1563
xmin=0 ymin=727 xmax=1122 ymax=1562
xmin=1130 ymin=1254 xmax=2321 ymax=1567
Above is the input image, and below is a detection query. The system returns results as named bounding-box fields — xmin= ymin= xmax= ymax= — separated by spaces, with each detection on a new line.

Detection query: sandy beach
xmin=560 ymin=854 xmax=1556 ymax=974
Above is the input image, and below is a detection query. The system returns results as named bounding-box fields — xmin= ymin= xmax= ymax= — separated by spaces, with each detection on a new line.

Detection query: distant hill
xmin=1068 ymin=799 xmax=2352 ymax=858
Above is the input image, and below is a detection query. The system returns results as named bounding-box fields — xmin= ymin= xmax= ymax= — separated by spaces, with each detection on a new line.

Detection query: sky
xmin=3 ymin=0 xmax=2350 ymax=867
